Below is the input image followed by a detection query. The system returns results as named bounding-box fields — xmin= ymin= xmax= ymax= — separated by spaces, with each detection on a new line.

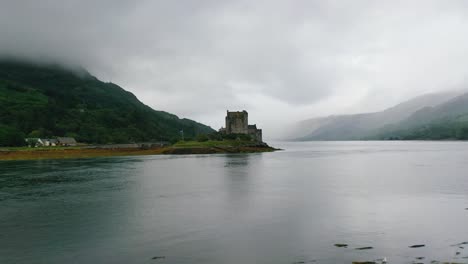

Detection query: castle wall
xmin=256 ymin=129 xmax=262 ymax=142
xmin=248 ymin=126 xmax=262 ymax=142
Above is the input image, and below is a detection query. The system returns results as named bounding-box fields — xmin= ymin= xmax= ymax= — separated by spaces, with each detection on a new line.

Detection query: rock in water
xmin=355 ymin=247 xmax=374 ymax=250
xmin=409 ymin=244 xmax=425 ymax=248
xmin=334 ymin=243 xmax=348 ymax=248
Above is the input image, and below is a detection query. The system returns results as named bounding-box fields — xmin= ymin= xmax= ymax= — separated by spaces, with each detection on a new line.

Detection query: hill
xmin=0 ymin=60 xmax=214 ymax=146
xmin=290 ymin=91 xmax=465 ymax=141
xmin=375 ymin=92 xmax=468 ymax=140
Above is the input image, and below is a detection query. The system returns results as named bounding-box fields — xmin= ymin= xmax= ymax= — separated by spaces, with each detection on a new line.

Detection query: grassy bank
xmin=0 ymin=141 xmax=277 ymax=161
xmin=0 ymin=147 xmax=169 ymax=161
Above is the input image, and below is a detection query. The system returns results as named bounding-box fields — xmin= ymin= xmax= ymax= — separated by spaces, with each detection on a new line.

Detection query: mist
xmin=2 ymin=0 xmax=468 ymax=139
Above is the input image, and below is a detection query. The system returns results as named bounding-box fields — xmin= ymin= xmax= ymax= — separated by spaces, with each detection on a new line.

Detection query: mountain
xmin=375 ymin=92 xmax=468 ymax=140
xmin=397 ymin=93 xmax=468 ymax=127
xmin=290 ymin=91 xmax=463 ymax=141
xmin=0 ymin=60 xmax=214 ymax=146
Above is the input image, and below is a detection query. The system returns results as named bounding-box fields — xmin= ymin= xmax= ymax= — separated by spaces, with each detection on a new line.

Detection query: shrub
xmin=196 ymin=134 xmax=209 ymax=142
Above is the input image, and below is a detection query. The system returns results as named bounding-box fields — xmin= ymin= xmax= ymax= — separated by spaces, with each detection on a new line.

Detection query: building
xmin=57 ymin=137 xmax=77 ymax=146
xmin=225 ymin=110 xmax=249 ymax=134
xmin=25 ymin=138 xmax=59 ymax=147
xmin=248 ymin=125 xmax=262 ymax=142
xmin=43 ymin=138 xmax=58 ymax=147
xmin=25 ymin=138 xmax=41 ymax=147
xmin=220 ymin=110 xmax=262 ymax=142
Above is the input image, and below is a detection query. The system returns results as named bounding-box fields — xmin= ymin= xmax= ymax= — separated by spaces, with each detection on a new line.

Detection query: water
xmin=1 ymin=141 xmax=468 ymax=264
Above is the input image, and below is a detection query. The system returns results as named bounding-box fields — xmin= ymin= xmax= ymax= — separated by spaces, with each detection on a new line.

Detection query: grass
xmin=173 ymin=140 xmax=255 ymax=148
xmin=0 ymin=146 xmax=82 ymax=151
xmin=0 ymin=141 xmax=276 ymax=161
xmin=0 ymin=147 xmax=170 ymax=161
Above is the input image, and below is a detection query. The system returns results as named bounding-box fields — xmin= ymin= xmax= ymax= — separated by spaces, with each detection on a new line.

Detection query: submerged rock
xmin=352 ymin=257 xmax=387 ymax=264
xmin=355 ymin=247 xmax=374 ymax=250
xmin=334 ymin=243 xmax=348 ymax=248
xmin=409 ymin=244 xmax=425 ymax=248
xmin=451 ymin=241 xmax=468 ymax=247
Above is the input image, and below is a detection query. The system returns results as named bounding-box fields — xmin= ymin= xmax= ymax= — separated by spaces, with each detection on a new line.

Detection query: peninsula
xmin=0 ymin=110 xmax=277 ymax=161
xmin=0 ymin=140 xmax=277 ymax=161
xmin=0 ymin=60 xmax=277 ymax=161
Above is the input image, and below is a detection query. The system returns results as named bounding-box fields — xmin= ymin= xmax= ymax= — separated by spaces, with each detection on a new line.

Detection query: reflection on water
xmin=1 ymin=142 xmax=468 ymax=264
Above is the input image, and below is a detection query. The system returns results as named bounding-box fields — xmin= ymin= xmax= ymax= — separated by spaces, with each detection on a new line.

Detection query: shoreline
xmin=0 ymin=145 xmax=278 ymax=161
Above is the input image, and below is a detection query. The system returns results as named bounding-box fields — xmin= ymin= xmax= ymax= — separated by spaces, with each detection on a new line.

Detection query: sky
xmin=2 ymin=0 xmax=468 ymax=139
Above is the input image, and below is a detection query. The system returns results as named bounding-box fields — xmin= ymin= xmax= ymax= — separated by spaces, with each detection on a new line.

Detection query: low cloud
xmin=2 ymin=0 xmax=468 ymax=138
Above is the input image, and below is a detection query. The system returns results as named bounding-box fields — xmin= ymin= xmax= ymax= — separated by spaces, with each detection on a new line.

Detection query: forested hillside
xmin=373 ymin=93 xmax=468 ymax=140
xmin=291 ymin=91 xmax=460 ymax=141
xmin=0 ymin=60 xmax=214 ymax=146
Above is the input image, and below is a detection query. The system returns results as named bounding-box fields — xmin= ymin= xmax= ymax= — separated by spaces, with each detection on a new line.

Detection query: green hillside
xmin=0 ymin=60 xmax=214 ymax=146
xmin=291 ymin=90 xmax=468 ymax=141
xmin=374 ymin=110 xmax=468 ymax=140
xmin=366 ymin=92 xmax=468 ymax=140
xmin=292 ymin=91 xmax=461 ymax=141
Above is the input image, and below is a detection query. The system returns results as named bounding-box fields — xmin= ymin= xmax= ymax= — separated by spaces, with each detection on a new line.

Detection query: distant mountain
xmin=0 ymin=60 xmax=214 ymax=146
xmin=290 ymin=91 xmax=463 ymax=141
xmin=375 ymin=92 xmax=468 ymax=140
xmin=397 ymin=93 xmax=468 ymax=127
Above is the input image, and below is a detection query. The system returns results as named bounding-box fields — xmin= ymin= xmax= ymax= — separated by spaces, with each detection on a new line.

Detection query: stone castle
xmin=219 ymin=110 xmax=262 ymax=142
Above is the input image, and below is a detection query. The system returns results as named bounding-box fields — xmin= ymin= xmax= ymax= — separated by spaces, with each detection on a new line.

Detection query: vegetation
xmin=0 ymin=60 xmax=214 ymax=146
xmin=195 ymin=132 xmax=252 ymax=142
xmin=0 ymin=147 xmax=169 ymax=160
xmin=294 ymin=91 xmax=461 ymax=141
xmin=375 ymin=114 xmax=468 ymax=140
xmin=0 ymin=125 xmax=26 ymax=147
xmin=293 ymin=90 xmax=468 ymax=141
xmin=0 ymin=141 xmax=276 ymax=161
xmin=174 ymin=139 xmax=256 ymax=148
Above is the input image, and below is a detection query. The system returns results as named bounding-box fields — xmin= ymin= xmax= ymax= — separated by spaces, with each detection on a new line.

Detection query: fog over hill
xmin=3 ymin=1 xmax=468 ymax=139
xmin=287 ymin=90 xmax=466 ymax=141
xmin=0 ymin=60 xmax=214 ymax=146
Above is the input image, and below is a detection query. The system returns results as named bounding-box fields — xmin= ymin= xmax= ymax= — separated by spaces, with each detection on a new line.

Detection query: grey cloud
xmin=2 ymin=0 xmax=468 ymax=138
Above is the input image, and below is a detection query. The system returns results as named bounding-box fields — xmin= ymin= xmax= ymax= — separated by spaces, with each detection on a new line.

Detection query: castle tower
xmin=225 ymin=110 xmax=248 ymax=134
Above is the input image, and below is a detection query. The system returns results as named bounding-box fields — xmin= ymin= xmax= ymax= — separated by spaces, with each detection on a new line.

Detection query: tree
xmin=0 ymin=125 xmax=26 ymax=147
xmin=196 ymin=134 xmax=209 ymax=142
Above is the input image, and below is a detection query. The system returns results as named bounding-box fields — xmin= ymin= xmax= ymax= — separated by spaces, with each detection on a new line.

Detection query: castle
xmin=219 ymin=110 xmax=262 ymax=142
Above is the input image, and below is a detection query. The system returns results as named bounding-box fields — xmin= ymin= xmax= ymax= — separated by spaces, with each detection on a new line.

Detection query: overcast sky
xmin=2 ymin=0 xmax=468 ymax=139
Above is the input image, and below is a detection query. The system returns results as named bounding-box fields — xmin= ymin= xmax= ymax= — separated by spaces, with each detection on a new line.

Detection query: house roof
xmin=57 ymin=137 xmax=77 ymax=144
